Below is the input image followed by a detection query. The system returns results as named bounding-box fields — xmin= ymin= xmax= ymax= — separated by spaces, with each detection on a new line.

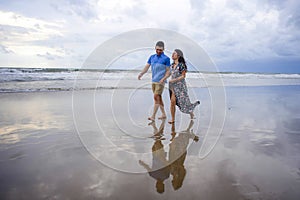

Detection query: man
xmin=138 ymin=119 xmax=170 ymax=194
xmin=138 ymin=41 xmax=171 ymax=121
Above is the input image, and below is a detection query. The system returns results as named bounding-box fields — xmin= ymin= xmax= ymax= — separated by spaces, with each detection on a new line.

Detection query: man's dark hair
xmin=155 ymin=41 xmax=164 ymax=49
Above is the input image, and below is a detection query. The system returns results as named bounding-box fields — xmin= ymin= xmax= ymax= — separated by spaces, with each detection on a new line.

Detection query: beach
xmin=1 ymin=82 xmax=300 ymax=199
xmin=2 ymin=0 xmax=300 ymax=198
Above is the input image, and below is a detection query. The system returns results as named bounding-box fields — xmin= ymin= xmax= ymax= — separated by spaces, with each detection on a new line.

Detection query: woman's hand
xmin=169 ymin=79 xmax=176 ymax=83
xmin=171 ymin=73 xmax=186 ymax=83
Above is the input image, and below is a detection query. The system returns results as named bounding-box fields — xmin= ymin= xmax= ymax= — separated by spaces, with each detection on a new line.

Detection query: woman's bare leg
xmin=190 ymin=112 xmax=194 ymax=119
xmin=168 ymin=91 xmax=176 ymax=124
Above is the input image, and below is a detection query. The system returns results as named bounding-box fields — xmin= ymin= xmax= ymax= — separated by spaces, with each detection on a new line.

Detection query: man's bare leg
xmin=158 ymin=106 xmax=167 ymax=120
xmin=148 ymin=94 xmax=161 ymax=121
xmin=158 ymin=95 xmax=166 ymax=120
xmin=148 ymin=104 xmax=159 ymax=121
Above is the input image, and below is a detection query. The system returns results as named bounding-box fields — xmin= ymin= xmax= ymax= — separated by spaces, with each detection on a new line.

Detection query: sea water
xmin=0 ymin=67 xmax=300 ymax=93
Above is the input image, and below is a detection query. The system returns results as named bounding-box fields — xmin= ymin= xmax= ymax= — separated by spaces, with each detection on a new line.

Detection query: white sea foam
xmin=0 ymin=67 xmax=299 ymax=93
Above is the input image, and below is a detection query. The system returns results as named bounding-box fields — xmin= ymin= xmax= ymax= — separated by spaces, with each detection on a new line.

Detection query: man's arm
xmin=159 ymin=67 xmax=170 ymax=84
xmin=138 ymin=63 xmax=150 ymax=80
xmin=139 ymin=160 xmax=152 ymax=172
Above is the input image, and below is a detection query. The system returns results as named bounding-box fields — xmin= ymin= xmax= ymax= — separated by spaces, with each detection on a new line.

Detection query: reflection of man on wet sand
xmin=139 ymin=120 xmax=170 ymax=194
xmin=148 ymin=119 xmax=166 ymax=140
xmin=169 ymin=120 xmax=199 ymax=190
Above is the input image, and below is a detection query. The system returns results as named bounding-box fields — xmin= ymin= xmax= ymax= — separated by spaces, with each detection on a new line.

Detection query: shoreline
xmin=1 ymin=84 xmax=300 ymax=94
xmin=1 ymin=66 xmax=300 ymax=75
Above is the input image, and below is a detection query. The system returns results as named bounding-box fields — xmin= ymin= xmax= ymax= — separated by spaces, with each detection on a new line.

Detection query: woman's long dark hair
xmin=178 ymin=56 xmax=187 ymax=70
xmin=178 ymin=56 xmax=186 ymax=65
xmin=173 ymin=49 xmax=187 ymax=69
xmin=172 ymin=56 xmax=187 ymax=69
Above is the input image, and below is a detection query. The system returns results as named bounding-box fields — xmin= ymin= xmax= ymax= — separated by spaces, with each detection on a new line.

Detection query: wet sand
xmin=0 ymin=86 xmax=300 ymax=199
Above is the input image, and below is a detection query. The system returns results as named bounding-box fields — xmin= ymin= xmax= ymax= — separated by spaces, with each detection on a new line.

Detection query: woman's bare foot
xmin=148 ymin=116 xmax=155 ymax=121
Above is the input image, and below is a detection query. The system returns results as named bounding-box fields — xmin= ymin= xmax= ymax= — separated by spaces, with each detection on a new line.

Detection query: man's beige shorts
xmin=152 ymin=83 xmax=164 ymax=95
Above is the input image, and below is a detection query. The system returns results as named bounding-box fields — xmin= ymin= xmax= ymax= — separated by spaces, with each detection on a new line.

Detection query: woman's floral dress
xmin=169 ymin=63 xmax=200 ymax=114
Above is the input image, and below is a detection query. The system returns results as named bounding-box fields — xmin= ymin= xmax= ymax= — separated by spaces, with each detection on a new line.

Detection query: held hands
xmin=169 ymin=78 xmax=178 ymax=83
xmin=169 ymin=76 xmax=183 ymax=83
xmin=169 ymin=79 xmax=175 ymax=83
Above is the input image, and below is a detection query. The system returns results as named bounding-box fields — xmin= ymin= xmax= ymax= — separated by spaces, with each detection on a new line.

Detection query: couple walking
xmin=138 ymin=41 xmax=200 ymax=124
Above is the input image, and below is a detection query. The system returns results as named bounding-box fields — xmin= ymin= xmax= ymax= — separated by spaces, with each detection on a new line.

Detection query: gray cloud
xmin=189 ymin=0 xmax=207 ymax=15
xmin=0 ymin=44 xmax=14 ymax=54
xmin=226 ymin=0 xmax=243 ymax=10
xmin=50 ymin=0 xmax=98 ymax=20
xmin=37 ymin=52 xmax=62 ymax=60
xmin=0 ymin=0 xmax=299 ymax=69
xmin=268 ymin=1 xmax=300 ymax=57
xmin=187 ymin=0 xmax=300 ymax=65
xmin=0 ymin=24 xmax=35 ymax=35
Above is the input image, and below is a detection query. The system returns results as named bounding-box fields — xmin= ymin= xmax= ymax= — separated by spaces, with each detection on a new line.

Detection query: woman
xmin=168 ymin=49 xmax=200 ymax=124
xmin=169 ymin=120 xmax=199 ymax=190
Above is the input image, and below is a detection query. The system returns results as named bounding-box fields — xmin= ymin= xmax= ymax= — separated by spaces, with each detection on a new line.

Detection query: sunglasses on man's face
xmin=156 ymin=49 xmax=163 ymax=52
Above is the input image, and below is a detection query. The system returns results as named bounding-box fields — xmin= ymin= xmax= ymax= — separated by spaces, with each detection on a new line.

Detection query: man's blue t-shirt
xmin=147 ymin=52 xmax=170 ymax=83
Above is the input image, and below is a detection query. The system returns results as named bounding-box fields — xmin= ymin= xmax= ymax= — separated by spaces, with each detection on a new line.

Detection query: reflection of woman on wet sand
xmin=139 ymin=120 xmax=170 ymax=194
xmin=169 ymin=120 xmax=199 ymax=190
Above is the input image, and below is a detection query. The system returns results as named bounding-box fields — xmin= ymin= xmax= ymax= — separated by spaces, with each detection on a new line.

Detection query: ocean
xmin=0 ymin=67 xmax=300 ymax=93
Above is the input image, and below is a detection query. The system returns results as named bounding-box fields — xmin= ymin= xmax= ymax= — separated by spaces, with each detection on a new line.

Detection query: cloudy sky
xmin=0 ymin=0 xmax=299 ymax=73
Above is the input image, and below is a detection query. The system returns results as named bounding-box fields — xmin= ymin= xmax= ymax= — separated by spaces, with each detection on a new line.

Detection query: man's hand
xmin=138 ymin=73 xmax=143 ymax=80
xmin=169 ymin=79 xmax=175 ymax=83
xmin=138 ymin=63 xmax=150 ymax=80
xmin=138 ymin=160 xmax=144 ymax=165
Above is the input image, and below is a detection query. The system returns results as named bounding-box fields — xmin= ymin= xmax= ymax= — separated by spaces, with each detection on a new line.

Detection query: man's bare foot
xmin=148 ymin=116 xmax=155 ymax=121
xmin=158 ymin=115 xmax=166 ymax=120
